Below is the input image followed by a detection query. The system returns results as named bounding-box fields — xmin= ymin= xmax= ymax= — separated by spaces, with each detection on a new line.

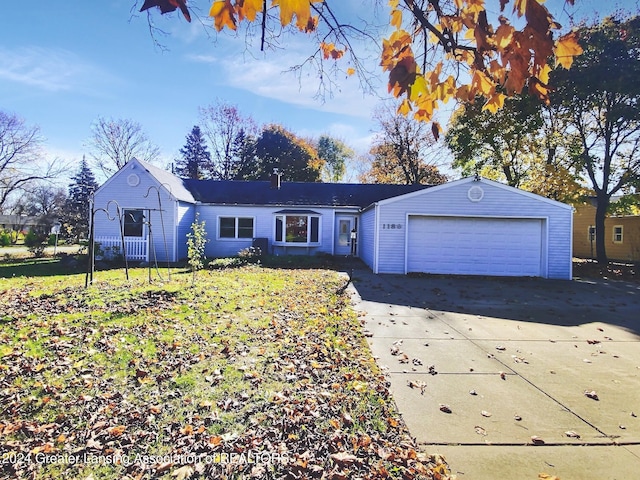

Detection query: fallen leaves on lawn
xmin=0 ymin=267 xmax=452 ymax=479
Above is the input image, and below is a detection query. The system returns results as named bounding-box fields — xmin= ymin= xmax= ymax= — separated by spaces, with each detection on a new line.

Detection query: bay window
xmin=275 ymin=213 xmax=320 ymax=245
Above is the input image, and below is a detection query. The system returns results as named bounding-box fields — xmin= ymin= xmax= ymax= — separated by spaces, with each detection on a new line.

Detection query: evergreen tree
xmin=175 ymin=126 xmax=211 ymax=179
xmin=63 ymin=156 xmax=99 ymax=241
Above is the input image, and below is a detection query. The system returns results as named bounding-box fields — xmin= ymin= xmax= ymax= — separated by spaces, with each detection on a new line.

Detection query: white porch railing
xmin=94 ymin=236 xmax=148 ymax=262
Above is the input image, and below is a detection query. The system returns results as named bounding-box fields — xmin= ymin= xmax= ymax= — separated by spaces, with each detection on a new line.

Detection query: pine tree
xmin=175 ymin=126 xmax=211 ymax=179
xmin=63 ymin=156 xmax=99 ymax=241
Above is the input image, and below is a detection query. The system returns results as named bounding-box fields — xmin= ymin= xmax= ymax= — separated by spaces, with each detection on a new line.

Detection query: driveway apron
xmin=348 ymin=266 xmax=640 ymax=480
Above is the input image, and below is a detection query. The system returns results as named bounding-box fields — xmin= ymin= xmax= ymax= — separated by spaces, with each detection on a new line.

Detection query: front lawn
xmin=0 ymin=263 xmax=450 ymax=479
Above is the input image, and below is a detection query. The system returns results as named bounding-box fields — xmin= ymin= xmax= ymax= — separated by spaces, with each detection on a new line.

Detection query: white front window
xmin=275 ymin=214 xmax=320 ymax=245
xmin=218 ymin=217 xmax=255 ymax=239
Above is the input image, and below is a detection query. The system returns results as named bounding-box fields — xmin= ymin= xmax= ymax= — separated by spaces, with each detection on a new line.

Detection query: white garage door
xmin=407 ymin=216 xmax=543 ymax=277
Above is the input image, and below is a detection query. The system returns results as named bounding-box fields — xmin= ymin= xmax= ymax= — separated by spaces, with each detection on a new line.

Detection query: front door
xmin=334 ymin=215 xmax=356 ymax=256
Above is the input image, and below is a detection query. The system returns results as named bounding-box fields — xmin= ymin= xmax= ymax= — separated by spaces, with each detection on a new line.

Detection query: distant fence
xmin=94 ymin=236 xmax=148 ymax=261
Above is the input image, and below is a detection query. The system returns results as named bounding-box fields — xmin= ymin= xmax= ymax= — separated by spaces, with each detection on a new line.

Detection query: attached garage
xmin=406 ymin=216 xmax=544 ymax=277
xmin=360 ymin=177 xmax=573 ymax=280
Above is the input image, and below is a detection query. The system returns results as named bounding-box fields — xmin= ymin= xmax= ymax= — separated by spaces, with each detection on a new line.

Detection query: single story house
xmin=573 ymin=202 xmax=640 ymax=262
xmin=92 ymin=159 xmax=573 ymax=279
xmin=0 ymin=215 xmax=45 ymax=233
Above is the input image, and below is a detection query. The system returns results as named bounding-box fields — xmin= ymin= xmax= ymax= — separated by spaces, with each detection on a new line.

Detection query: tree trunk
xmin=594 ymin=193 xmax=610 ymax=265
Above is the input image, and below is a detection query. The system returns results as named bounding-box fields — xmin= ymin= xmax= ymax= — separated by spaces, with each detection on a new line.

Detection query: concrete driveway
xmin=348 ymin=267 xmax=640 ymax=480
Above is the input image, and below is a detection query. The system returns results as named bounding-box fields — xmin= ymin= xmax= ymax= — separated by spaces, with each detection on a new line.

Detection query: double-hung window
xmin=123 ymin=209 xmax=144 ymax=237
xmin=613 ymin=225 xmax=623 ymax=243
xmin=219 ymin=217 xmax=254 ymax=239
xmin=275 ymin=213 xmax=320 ymax=245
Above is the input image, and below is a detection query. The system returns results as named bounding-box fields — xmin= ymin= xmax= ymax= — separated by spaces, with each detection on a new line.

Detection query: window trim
xmin=123 ymin=209 xmax=144 ymax=238
xmin=217 ymin=216 xmax=255 ymax=240
xmin=613 ymin=225 xmax=624 ymax=244
xmin=274 ymin=214 xmax=322 ymax=246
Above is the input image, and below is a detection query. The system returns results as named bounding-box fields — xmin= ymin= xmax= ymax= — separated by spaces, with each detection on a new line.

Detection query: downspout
xmin=569 ymin=208 xmax=574 ymax=280
xmin=174 ymin=202 xmax=178 ymax=263
xmin=373 ymin=203 xmax=380 ymax=274
xmin=331 ymin=210 xmax=336 ymax=255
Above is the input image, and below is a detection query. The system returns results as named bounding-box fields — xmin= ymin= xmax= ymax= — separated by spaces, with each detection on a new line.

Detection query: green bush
xmin=24 ymin=229 xmax=47 ymax=258
xmin=0 ymin=231 xmax=11 ymax=247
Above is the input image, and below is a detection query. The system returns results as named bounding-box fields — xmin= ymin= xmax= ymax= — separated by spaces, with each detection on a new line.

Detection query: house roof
xmin=181 ymin=179 xmax=432 ymax=208
xmin=136 ymin=160 xmax=196 ymax=203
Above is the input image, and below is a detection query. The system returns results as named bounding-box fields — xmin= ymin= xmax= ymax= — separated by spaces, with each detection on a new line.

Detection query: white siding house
xmin=93 ymin=159 xmax=195 ymax=263
xmin=92 ymin=160 xmax=573 ymax=280
xmin=362 ymin=177 xmax=573 ymax=279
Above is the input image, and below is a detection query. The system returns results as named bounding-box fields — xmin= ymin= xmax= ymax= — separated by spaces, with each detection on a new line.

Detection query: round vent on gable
xmin=127 ymin=173 xmax=140 ymax=187
xmin=467 ymin=185 xmax=484 ymax=202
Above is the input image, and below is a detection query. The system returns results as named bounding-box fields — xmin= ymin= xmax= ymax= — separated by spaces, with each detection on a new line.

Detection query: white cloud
xmin=219 ymin=53 xmax=384 ymax=119
xmin=0 ymin=46 xmax=119 ymax=94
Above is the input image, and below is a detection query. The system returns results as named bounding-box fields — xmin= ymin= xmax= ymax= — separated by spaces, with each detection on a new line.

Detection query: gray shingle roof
xmin=133 ymin=159 xmax=432 ymax=208
xmin=181 ymin=179 xmax=431 ymax=209
xmin=136 ymin=160 xmax=196 ymax=203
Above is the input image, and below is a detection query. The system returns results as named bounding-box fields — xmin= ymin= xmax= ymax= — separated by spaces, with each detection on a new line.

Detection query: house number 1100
xmin=381 ymin=224 xmax=402 ymax=229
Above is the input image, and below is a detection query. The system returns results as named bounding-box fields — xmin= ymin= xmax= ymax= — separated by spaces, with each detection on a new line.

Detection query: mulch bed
xmin=573 ymin=258 xmax=638 ymax=283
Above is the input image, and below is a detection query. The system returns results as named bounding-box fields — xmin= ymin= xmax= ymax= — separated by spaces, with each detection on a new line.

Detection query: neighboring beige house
xmin=573 ymin=202 xmax=640 ymax=262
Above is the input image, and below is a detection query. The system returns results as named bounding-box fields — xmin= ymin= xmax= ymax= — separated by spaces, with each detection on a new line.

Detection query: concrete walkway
xmin=348 ymin=266 xmax=640 ymax=480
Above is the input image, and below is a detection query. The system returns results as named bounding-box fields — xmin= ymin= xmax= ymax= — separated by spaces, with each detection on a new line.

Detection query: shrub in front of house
xmin=24 ymin=229 xmax=47 ymax=257
xmin=0 ymin=231 xmax=11 ymax=247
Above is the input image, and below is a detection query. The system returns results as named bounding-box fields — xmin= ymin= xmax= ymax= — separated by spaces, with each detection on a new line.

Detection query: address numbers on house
xmin=381 ymin=223 xmax=403 ymax=230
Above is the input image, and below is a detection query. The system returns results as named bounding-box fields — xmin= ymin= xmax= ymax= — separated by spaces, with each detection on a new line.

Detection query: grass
xmin=0 ymin=259 xmax=449 ymax=479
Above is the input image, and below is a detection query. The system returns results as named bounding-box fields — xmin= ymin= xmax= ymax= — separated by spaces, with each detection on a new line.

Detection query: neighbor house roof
xmin=181 ymin=179 xmax=432 ymax=208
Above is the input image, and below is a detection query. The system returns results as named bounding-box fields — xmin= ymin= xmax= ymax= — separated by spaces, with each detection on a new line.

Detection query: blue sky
xmin=1 ymin=1 xmax=637 ymax=182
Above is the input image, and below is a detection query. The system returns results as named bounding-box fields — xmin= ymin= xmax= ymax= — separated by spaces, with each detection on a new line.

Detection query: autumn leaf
xmin=431 ymin=121 xmax=441 ymax=141
xmin=495 ymin=22 xmax=515 ymax=50
xmin=513 ymin=0 xmax=527 ymax=17
xmin=210 ymin=0 xmax=237 ymax=31
xmin=273 ymin=0 xmax=322 ymax=31
xmin=531 ymin=435 xmax=545 ymax=445
xmin=237 ymin=0 xmax=263 ymax=22
xmin=330 ymin=451 xmax=359 ymax=466
xmin=107 ymin=425 xmax=126 ymax=437
xmin=483 ymin=92 xmax=506 ymax=113
xmin=555 ymin=31 xmax=583 ymax=69
xmin=346 ymin=67 xmax=355 ymax=76
xmin=391 ymin=8 xmax=402 ymax=29
xmin=584 ymin=390 xmax=599 ymax=400
xmin=172 ymin=465 xmax=194 ymax=480
xmin=397 ymin=99 xmax=411 ymax=116
xmin=471 ymin=70 xmax=495 ymax=97
xmin=140 ymin=0 xmax=191 ymax=22
xmin=320 ymin=42 xmax=345 ymax=60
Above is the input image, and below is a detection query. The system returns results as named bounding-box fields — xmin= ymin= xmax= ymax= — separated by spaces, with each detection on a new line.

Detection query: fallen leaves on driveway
xmin=584 ymin=390 xmax=600 ymax=401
